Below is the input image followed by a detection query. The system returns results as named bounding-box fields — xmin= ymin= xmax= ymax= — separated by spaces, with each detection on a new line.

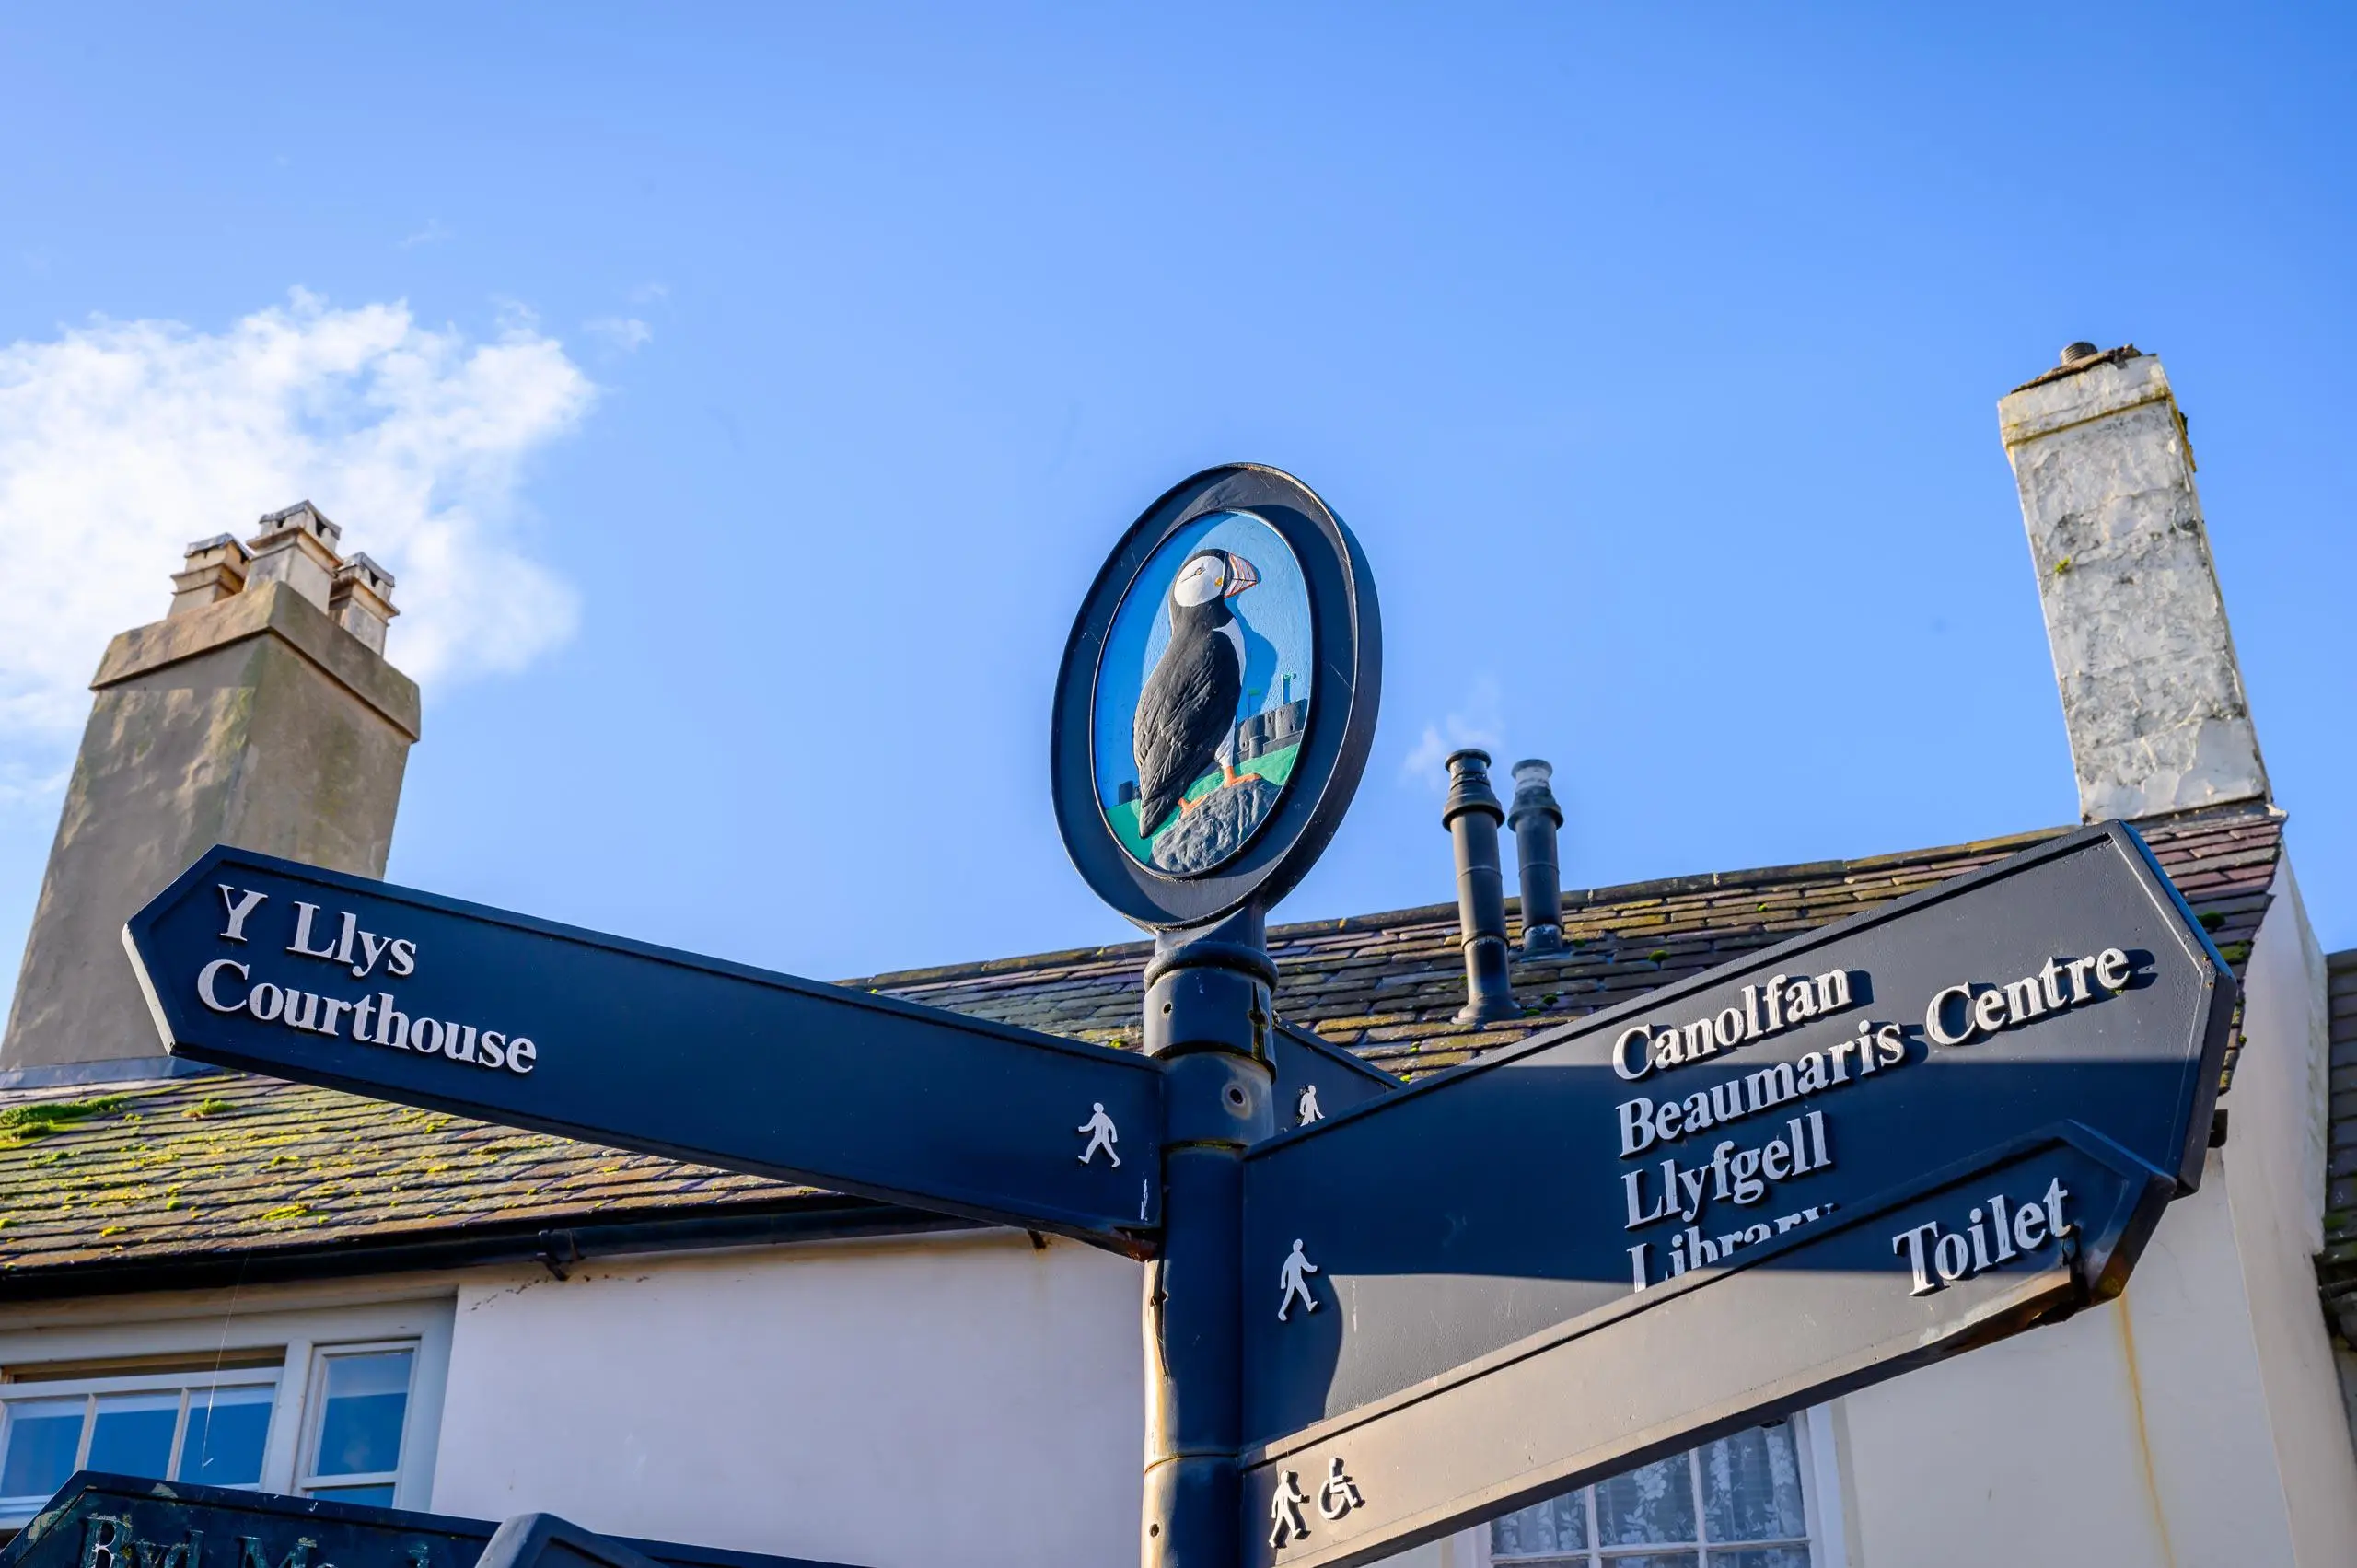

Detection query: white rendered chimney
xmin=1998 ymin=344 xmax=2269 ymax=821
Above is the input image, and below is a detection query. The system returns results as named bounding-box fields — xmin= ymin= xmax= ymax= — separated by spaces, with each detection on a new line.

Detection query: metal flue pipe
xmin=1508 ymin=759 xmax=1565 ymax=957
xmin=1442 ymin=749 xmax=1518 ymax=1024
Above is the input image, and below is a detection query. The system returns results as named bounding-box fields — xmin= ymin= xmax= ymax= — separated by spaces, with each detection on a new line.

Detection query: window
xmin=0 ymin=1337 xmax=425 ymax=1519
xmin=0 ymin=1366 xmax=279 ymax=1515
xmin=0 ymin=1300 xmax=450 ymax=1528
xmin=1489 ymin=1420 xmax=1817 ymax=1567
xmin=295 ymin=1344 xmax=417 ymax=1506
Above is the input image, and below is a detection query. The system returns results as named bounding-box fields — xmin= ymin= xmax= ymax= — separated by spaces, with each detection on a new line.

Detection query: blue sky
xmin=0 ymin=6 xmax=2350 ymax=1014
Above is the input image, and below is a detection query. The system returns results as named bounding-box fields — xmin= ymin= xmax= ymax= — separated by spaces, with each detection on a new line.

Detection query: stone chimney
xmin=1 ymin=508 xmax=421 ymax=1077
xmin=1999 ymin=344 xmax=2269 ymax=821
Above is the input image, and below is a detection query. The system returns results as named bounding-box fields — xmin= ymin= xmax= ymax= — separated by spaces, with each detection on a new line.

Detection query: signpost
xmin=118 ymin=462 xmax=2236 ymax=1568
xmin=1234 ymin=820 xmax=2232 ymax=1566
xmin=5 ymin=1471 xmax=854 ymax=1568
xmin=124 ymin=847 xmax=1166 ymax=1249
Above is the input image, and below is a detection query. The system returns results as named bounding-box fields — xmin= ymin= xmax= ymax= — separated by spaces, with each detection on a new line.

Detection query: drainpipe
xmin=1508 ymin=759 xmax=1565 ymax=957
xmin=1443 ymin=749 xmax=1517 ymax=1024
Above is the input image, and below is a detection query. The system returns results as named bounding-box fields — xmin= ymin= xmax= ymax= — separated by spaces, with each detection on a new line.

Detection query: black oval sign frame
xmin=1052 ymin=464 xmax=1381 ymax=932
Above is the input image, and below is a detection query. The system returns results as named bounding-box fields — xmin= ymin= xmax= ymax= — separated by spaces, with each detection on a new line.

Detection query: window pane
xmin=1596 ymin=1456 xmax=1697 ymax=1547
xmin=87 ymin=1393 xmax=180 ymax=1481
xmin=307 ymin=1482 xmax=396 ymax=1507
xmin=0 ymin=1399 xmax=86 ymax=1500
xmin=311 ymin=1351 xmax=412 ymax=1479
xmin=1492 ymin=1489 xmax=1588 ymax=1558
xmin=1709 ymin=1551 xmax=1810 ymax=1568
xmin=1597 ymin=1555 xmax=1697 ymax=1568
xmin=178 ymin=1386 xmax=273 ymax=1488
xmin=1699 ymin=1425 xmax=1807 ymax=1544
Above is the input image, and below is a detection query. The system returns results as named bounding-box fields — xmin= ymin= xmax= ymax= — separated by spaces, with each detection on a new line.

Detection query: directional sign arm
xmin=1270 ymin=1021 xmax=1399 ymax=1132
xmin=1233 ymin=821 xmax=2233 ymax=1566
xmin=124 ymin=846 xmax=1165 ymax=1249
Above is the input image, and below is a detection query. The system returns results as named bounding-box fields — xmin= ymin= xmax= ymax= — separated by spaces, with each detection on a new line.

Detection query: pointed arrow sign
xmin=122 ymin=846 xmax=1165 ymax=1250
xmin=1237 ymin=821 xmax=2235 ymax=1567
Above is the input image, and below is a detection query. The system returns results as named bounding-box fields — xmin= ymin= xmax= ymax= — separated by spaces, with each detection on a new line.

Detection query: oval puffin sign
xmin=1054 ymin=466 xmax=1380 ymax=931
xmin=1094 ymin=509 xmax=1312 ymax=876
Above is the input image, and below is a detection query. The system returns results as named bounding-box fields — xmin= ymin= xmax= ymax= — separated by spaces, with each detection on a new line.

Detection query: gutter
xmin=0 ymin=1196 xmax=985 ymax=1303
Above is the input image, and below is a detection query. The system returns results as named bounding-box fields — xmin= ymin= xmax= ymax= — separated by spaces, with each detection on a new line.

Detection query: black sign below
xmin=0 ymin=1473 xmax=858 ymax=1568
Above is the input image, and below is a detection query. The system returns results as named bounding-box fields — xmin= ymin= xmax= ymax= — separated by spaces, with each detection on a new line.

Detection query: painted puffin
xmin=1132 ymin=548 xmax=1260 ymax=839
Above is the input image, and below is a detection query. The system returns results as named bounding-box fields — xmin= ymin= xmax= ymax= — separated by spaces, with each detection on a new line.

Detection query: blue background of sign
xmin=1093 ymin=509 xmax=1314 ymax=869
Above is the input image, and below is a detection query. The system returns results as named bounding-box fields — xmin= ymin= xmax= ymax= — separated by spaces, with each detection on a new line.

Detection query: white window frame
xmin=1460 ymin=1406 xmax=1850 ymax=1568
xmin=0 ymin=1365 xmax=282 ymax=1515
xmin=293 ymin=1339 xmax=423 ymax=1504
xmin=0 ymin=1293 xmax=453 ymax=1529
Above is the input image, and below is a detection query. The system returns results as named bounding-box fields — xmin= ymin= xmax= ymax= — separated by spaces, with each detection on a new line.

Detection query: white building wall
xmin=1840 ymin=1156 xmax=2293 ymax=1564
xmin=2218 ymin=860 xmax=2357 ymax=1564
xmin=1837 ymin=872 xmax=2357 ymax=1567
xmin=429 ymin=1228 xmax=1145 ymax=1568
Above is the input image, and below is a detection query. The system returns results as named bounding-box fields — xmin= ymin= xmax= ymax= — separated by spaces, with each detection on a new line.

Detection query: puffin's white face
xmin=1171 ymin=553 xmax=1227 ymax=608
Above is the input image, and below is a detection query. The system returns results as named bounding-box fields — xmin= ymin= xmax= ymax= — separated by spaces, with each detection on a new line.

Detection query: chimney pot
xmin=1507 ymin=759 xmax=1565 ymax=957
xmin=1441 ymin=749 xmax=1517 ymax=1025
xmin=2060 ymin=341 xmax=2102 ymax=366
xmin=244 ymin=500 xmax=344 ymax=611
xmin=168 ymin=534 xmax=250 ymax=617
xmin=330 ymin=552 xmax=401 ymax=655
xmin=255 ymin=498 xmax=343 ymax=552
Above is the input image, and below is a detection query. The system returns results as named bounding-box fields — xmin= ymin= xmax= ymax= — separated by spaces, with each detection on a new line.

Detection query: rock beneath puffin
xmin=1151 ymin=775 xmax=1281 ymax=875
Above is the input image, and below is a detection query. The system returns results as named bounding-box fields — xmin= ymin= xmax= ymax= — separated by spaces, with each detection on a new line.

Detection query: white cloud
xmin=585 ymin=316 xmax=652 ymax=353
xmin=0 ymin=289 xmax=595 ymax=788
xmin=400 ymin=218 xmax=453 ymax=248
xmin=1401 ymin=674 xmax=1505 ymax=788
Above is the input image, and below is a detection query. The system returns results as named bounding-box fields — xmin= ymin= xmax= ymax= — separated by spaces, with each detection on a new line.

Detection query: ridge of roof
xmin=844 ymin=821 xmax=2096 ymax=993
xmin=0 ymin=805 xmax=2283 ymax=1295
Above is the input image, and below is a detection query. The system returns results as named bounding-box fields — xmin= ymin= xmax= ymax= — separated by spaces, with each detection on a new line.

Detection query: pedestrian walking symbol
xmin=1269 ymin=1470 xmax=1308 ymax=1547
xmin=1277 ymin=1238 xmax=1319 ymax=1321
xmin=1078 ymin=1102 xmax=1121 ymax=1167
xmin=1295 ymin=1083 xmax=1322 ymax=1126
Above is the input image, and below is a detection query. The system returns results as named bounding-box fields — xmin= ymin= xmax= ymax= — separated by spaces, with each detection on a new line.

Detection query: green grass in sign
xmin=1109 ymin=742 xmax=1300 ymax=864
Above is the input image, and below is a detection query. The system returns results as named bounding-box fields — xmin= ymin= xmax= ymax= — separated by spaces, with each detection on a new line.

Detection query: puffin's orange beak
xmin=1223 ymin=555 xmax=1260 ymax=598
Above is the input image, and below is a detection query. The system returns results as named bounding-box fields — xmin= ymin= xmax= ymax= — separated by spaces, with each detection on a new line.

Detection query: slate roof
xmin=2320 ymin=948 xmax=2357 ymax=1343
xmin=0 ymin=804 xmax=2282 ymax=1297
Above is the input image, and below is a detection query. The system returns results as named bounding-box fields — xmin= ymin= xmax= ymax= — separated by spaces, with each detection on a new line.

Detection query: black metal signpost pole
xmin=1041 ymin=466 xmax=1384 ymax=1568
xmin=1141 ymin=911 xmax=1273 ymax=1568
